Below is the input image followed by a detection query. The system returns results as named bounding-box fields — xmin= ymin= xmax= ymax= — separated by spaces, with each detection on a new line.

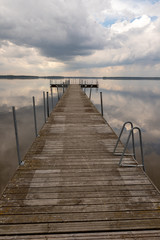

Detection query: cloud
xmin=0 ymin=0 xmax=160 ymax=75
xmin=0 ymin=0 xmax=108 ymax=61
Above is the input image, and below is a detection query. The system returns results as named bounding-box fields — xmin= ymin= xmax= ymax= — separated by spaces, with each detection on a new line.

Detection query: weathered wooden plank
xmin=1 ymin=210 xmax=160 ymax=224
xmin=1 ymin=202 xmax=160 ymax=215
xmin=1 ymin=231 xmax=160 ymax=240
xmin=2 ymin=189 xmax=158 ymax=201
xmin=7 ymin=179 xmax=151 ymax=188
xmin=13 ymin=171 xmax=146 ymax=178
xmin=4 ymin=184 xmax=155 ymax=195
xmin=10 ymin=175 xmax=149 ymax=184
xmin=16 ymin=166 xmax=143 ymax=172
xmin=1 ymin=219 xmax=160 ymax=235
xmin=1 ymin=195 xmax=160 ymax=207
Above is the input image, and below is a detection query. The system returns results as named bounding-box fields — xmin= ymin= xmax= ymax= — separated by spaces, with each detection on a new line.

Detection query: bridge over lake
xmin=0 ymin=84 xmax=160 ymax=239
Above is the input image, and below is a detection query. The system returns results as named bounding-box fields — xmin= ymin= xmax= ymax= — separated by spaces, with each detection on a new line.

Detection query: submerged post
xmin=12 ymin=106 xmax=21 ymax=165
xmin=100 ymin=92 xmax=103 ymax=116
xmin=43 ymin=91 xmax=46 ymax=123
xmin=32 ymin=96 xmax=38 ymax=137
xmin=46 ymin=91 xmax=49 ymax=117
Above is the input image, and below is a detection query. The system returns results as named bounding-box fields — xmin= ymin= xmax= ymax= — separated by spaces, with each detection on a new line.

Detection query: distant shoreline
xmin=0 ymin=75 xmax=160 ymax=80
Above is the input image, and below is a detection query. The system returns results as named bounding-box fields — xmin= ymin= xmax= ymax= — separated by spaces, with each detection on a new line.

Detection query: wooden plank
xmin=1 ymin=195 xmax=160 ymax=208
xmin=1 ymin=202 xmax=160 ymax=215
xmin=9 ymin=175 xmax=149 ymax=184
xmin=1 ymin=219 xmax=160 ymax=235
xmin=4 ymin=184 xmax=155 ymax=195
xmin=1 ymin=231 xmax=160 ymax=239
xmin=1 ymin=210 xmax=160 ymax=224
xmin=6 ymin=179 xmax=151 ymax=188
xmin=2 ymin=189 xmax=158 ymax=201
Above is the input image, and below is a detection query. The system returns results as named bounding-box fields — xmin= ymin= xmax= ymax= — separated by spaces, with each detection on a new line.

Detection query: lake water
xmin=0 ymin=78 xmax=160 ymax=195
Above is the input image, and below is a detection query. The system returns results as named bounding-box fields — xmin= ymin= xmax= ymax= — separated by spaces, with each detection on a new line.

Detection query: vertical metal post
xmin=12 ymin=106 xmax=21 ymax=165
xmin=100 ymin=92 xmax=103 ymax=116
xmin=46 ymin=91 xmax=49 ymax=117
xmin=43 ymin=91 xmax=46 ymax=123
xmin=89 ymin=86 xmax=92 ymax=100
xmin=33 ymin=96 xmax=38 ymax=137
xmin=139 ymin=129 xmax=145 ymax=172
xmin=50 ymin=87 xmax=53 ymax=110
xmin=63 ymin=82 xmax=64 ymax=94
xmin=57 ymin=86 xmax=60 ymax=101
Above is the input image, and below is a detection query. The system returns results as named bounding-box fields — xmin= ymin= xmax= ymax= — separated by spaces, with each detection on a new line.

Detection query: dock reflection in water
xmin=0 ymin=78 xmax=160 ymax=194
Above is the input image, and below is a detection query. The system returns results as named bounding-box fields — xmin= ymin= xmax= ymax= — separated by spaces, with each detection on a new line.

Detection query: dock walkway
xmin=0 ymin=85 xmax=160 ymax=239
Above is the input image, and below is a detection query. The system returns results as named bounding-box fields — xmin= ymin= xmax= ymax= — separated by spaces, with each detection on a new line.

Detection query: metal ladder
xmin=113 ymin=121 xmax=145 ymax=171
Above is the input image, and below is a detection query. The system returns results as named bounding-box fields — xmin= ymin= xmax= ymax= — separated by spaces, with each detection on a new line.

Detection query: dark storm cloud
xmin=0 ymin=0 xmax=108 ymax=61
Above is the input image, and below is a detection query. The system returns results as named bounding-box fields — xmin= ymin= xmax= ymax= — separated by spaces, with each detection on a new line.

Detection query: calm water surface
xmin=0 ymin=78 xmax=160 ymax=194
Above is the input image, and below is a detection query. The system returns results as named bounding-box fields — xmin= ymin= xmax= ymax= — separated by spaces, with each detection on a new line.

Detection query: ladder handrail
xmin=113 ymin=121 xmax=136 ymax=159
xmin=119 ymin=127 xmax=145 ymax=171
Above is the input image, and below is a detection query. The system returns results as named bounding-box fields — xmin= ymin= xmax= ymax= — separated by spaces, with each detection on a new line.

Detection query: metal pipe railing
xmin=113 ymin=121 xmax=135 ymax=159
xmin=89 ymin=85 xmax=92 ymax=100
xmin=100 ymin=92 xmax=103 ymax=116
xmin=50 ymin=86 xmax=54 ymax=110
xmin=113 ymin=121 xmax=145 ymax=171
xmin=12 ymin=86 xmax=64 ymax=166
xmin=43 ymin=91 xmax=46 ymax=123
xmin=46 ymin=91 xmax=50 ymax=117
xmin=119 ymin=127 xmax=145 ymax=171
xmin=32 ymin=96 xmax=38 ymax=137
xmin=12 ymin=106 xmax=22 ymax=165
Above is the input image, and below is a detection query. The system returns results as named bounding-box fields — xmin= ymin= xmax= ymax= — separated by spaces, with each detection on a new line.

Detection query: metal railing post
xmin=12 ymin=106 xmax=21 ymax=165
xmin=50 ymin=87 xmax=53 ymax=110
xmin=46 ymin=91 xmax=49 ymax=117
xmin=43 ymin=91 xmax=46 ymax=123
xmin=32 ymin=96 xmax=38 ymax=137
xmin=89 ymin=86 xmax=92 ymax=100
xmin=138 ymin=128 xmax=145 ymax=171
xmin=57 ymin=86 xmax=60 ymax=101
xmin=100 ymin=92 xmax=103 ymax=116
xmin=63 ymin=82 xmax=64 ymax=94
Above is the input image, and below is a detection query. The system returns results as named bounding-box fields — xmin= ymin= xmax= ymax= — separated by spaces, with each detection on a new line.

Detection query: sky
xmin=0 ymin=0 xmax=160 ymax=77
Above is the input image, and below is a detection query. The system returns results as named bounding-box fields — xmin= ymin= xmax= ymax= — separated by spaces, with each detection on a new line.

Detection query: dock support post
xmin=50 ymin=87 xmax=53 ymax=110
xmin=12 ymin=106 xmax=21 ymax=165
xmin=43 ymin=91 xmax=46 ymax=123
xmin=100 ymin=92 xmax=103 ymax=116
xmin=46 ymin=91 xmax=50 ymax=117
xmin=32 ymin=96 xmax=38 ymax=137
xmin=63 ymin=82 xmax=64 ymax=94
xmin=57 ymin=86 xmax=60 ymax=101
xmin=89 ymin=86 xmax=92 ymax=100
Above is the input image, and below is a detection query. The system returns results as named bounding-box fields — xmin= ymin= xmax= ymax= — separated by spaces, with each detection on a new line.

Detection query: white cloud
xmin=0 ymin=40 xmax=65 ymax=75
xmin=111 ymin=15 xmax=151 ymax=33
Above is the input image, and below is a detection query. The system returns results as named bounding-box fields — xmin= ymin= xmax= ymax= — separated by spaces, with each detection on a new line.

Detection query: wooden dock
xmin=1 ymin=84 xmax=160 ymax=239
xmin=50 ymin=83 xmax=98 ymax=88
